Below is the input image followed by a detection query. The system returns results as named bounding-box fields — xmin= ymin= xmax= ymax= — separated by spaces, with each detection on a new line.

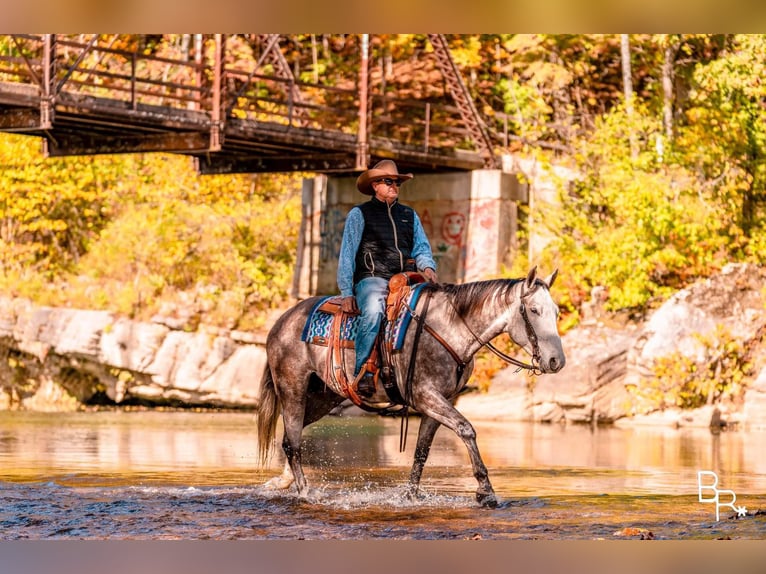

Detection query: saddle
xmin=303 ymin=272 xmax=427 ymax=407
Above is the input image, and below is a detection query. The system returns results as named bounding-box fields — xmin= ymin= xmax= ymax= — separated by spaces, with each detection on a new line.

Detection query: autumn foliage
xmin=1 ymin=34 xmax=766 ymax=337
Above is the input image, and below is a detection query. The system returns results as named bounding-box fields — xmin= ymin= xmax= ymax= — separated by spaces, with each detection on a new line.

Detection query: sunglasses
xmin=377 ymin=178 xmax=401 ymax=187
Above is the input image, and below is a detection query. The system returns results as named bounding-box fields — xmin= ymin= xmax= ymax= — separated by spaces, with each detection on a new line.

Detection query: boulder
xmin=743 ymin=367 xmax=766 ymax=429
xmin=0 ymin=295 xmax=266 ymax=410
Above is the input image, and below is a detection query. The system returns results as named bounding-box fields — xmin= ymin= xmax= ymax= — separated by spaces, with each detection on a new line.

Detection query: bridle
xmin=483 ymin=283 xmax=543 ymax=375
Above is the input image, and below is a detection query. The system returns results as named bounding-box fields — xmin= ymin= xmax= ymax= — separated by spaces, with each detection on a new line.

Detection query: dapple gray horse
xmin=256 ymin=266 xmax=565 ymax=507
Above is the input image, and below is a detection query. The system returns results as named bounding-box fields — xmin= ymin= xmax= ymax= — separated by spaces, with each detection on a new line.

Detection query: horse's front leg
xmin=406 ymin=415 xmax=441 ymax=500
xmin=414 ymin=393 xmax=497 ymax=508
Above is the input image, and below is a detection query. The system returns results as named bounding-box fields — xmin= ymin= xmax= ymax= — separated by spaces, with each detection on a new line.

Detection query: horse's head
xmin=507 ymin=266 xmax=566 ymax=374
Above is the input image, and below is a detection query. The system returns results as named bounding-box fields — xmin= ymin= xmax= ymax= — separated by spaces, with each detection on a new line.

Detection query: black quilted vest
xmin=353 ymin=197 xmax=417 ymax=283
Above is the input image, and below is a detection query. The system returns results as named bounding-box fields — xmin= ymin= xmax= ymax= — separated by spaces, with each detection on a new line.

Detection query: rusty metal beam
xmin=43 ymin=131 xmax=211 ymax=157
xmin=227 ymin=119 xmax=357 ymax=150
xmin=0 ymin=108 xmax=43 ymax=131
xmin=355 ymin=34 xmax=370 ymax=170
xmin=195 ymin=153 xmax=358 ymax=174
xmin=55 ymin=34 xmax=99 ymax=96
xmin=41 ymin=34 xmax=56 ymax=128
xmin=257 ymin=34 xmax=304 ymax=110
xmin=369 ymin=146 xmax=484 ymax=171
xmin=10 ymin=35 xmax=42 ymax=88
xmin=210 ymin=34 xmax=224 ymax=151
xmin=0 ymin=34 xmax=495 ymax=175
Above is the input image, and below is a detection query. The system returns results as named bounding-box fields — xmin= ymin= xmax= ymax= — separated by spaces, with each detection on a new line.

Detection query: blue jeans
xmin=353 ymin=277 xmax=388 ymax=376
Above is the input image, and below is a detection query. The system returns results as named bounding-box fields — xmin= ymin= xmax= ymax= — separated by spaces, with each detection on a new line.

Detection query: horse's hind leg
xmin=264 ymin=459 xmax=295 ymax=490
xmin=415 ymin=393 xmax=497 ymax=508
xmin=280 ymin=376 xmax=345 ymax=497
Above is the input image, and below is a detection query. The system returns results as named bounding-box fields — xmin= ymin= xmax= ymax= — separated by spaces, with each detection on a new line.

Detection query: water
xmin=0 ymin=410 xmax=764 ymax=540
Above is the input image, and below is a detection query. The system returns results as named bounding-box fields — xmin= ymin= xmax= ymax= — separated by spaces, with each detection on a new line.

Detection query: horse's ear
xmin=525 ymin=266 xmax=538 ymax=289
xmin=543 ymin=269 xmax=558 ymax=288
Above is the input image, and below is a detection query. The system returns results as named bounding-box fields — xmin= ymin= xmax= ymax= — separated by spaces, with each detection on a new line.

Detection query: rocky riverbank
xmin=2 ymin=263 xmax=766 ymax=428
xmin=0 ymin=298 xmax=269 ymax=411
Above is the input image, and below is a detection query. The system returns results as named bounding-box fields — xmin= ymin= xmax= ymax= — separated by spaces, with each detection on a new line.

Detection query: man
xmin=337 ymin=159 xmax=438 ymax=398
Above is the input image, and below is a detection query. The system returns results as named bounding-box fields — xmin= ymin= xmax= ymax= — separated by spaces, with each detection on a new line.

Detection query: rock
xmin=743 ymin=367 xmax=766 ymax=429
xmin=0 ymin=295 xmax=266 ymax=410
xmin=100 ymin=318 xmax=169 ymax=372
xmin=457 ymin=322 xmax=638 ymax=424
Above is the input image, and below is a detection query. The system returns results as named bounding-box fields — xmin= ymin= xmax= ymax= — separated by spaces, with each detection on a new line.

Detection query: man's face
xmin=372 ymin=178 xmax=400 ymax=204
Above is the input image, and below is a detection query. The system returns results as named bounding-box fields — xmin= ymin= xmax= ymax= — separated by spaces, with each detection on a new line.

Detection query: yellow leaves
xmin=503 ymin=34 xmax=544 ymax=54
xmin=449 ymin=36 xmax=483 ymax=69
xmin=523 ymin=61 xmax=573 ymax=91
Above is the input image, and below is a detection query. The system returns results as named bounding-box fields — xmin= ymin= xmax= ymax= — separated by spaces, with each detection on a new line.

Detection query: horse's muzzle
xmin=545 ymin=356 xmax=565 ymax=373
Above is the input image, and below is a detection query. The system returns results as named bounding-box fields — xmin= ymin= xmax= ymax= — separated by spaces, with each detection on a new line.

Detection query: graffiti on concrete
xmin=441 ymin=211 xmax=466 ymax=246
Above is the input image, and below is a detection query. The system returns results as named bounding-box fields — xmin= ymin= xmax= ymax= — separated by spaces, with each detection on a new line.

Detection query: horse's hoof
xmin=263 ymin=476 xmax=294 ymax=490
xmin=405 ymin=486 xmax=425 ymax=501
xmin=477 ymin=492 xmax=498 ymax=508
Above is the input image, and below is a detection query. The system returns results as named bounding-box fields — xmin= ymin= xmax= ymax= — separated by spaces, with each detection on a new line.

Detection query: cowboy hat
xmin=355 ymin=160 xmax=414 ymax=195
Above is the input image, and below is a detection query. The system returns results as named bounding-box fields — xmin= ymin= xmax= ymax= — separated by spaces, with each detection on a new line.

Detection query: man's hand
xmin=423 ymin=267 xmax=438 ymax=283
xmin=341 ymin=296 xmax=358 ymax=314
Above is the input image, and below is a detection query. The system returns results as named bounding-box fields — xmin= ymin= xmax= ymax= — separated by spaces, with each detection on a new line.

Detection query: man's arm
xmin=411 ymin=212 xmax=438 ymax=281
xmin=337 ymin=207 xmax=364 ymax=298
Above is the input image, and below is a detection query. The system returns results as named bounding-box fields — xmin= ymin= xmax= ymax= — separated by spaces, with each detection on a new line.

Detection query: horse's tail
xmin=256 ymin=362 xmax=280 ymax=466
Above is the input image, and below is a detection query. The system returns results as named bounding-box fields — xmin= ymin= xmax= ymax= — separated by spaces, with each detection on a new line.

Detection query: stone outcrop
xmin=0 ymin=297 xmax=266 ymax=411
xmin=743 ymin=367 xmax=766 ymax=428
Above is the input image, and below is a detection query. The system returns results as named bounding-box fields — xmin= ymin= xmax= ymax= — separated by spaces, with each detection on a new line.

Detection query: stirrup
xmin=353 ymin=370 xmax=376 ymax=398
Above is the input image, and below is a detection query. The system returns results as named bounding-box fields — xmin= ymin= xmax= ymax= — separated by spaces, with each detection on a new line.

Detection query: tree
xmin=677 ymin=34 xmax=766 ymax=240
xmin=620 ymin=34 xmax=638 ymax=159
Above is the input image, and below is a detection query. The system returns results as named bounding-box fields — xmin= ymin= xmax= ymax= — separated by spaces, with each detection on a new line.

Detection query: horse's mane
xmin=432 ymin=278 xmax=524 ymax=319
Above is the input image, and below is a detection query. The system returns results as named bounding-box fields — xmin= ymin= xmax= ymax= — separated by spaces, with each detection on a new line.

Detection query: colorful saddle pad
xmin=301 ymin=297 xmax=357 ymax=346
xmin=383 ymin=282 xmax=428 ymax=351
xmin=300 ymin=283 xmax=428 ymax=352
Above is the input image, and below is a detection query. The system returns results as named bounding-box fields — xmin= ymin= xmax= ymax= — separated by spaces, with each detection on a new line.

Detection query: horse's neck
xmin=436 ymin=285 xmax=515 ymax=358
xmin=465 ymin=297 xmax=511 ymax=344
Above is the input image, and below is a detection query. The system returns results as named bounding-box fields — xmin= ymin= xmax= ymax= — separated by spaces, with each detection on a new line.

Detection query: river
xmin=0 ymin=409 xmax=764 ymax=540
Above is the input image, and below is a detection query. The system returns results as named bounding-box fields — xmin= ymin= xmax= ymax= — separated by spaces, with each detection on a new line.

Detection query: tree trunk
xmin=661 ymin=35 xmax=679 ymax=150
xmin=620 ymin=34 xmax=637 ymax=159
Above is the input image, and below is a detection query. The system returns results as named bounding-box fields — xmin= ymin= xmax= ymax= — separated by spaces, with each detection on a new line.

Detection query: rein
xmin=396 ymin=281 xmax=543 ymax=451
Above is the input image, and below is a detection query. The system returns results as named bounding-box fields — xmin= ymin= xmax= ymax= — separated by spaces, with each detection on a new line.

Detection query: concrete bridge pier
xmin=293 ymin=169 xmax=529 ymax=298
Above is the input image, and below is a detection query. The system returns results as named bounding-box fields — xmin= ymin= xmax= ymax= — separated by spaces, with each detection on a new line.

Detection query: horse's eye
xmin=530 ymin=307 xmax=540 ymax=316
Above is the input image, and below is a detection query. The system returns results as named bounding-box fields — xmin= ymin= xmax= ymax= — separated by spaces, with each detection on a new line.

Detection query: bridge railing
xmin=0 ymin=34 xmax=494 ymax=158
xmin=0 ymin=34 xmax=208 ymax=111
xmin=57 ymin=36 xmax=207 ymax=111
xmin=0 ymin=34 xmax=45 ymax=86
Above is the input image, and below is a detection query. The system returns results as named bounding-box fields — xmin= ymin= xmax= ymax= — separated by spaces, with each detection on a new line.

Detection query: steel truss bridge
xmin=0 ymin=34 xmax=512 ymax=175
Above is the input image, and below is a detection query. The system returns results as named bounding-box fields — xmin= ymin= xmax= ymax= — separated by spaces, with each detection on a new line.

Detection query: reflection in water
xmin=0 ymin=410 xmax=764 ymax=539
xmin=0 ymin=410 xmax=765 ymax=494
